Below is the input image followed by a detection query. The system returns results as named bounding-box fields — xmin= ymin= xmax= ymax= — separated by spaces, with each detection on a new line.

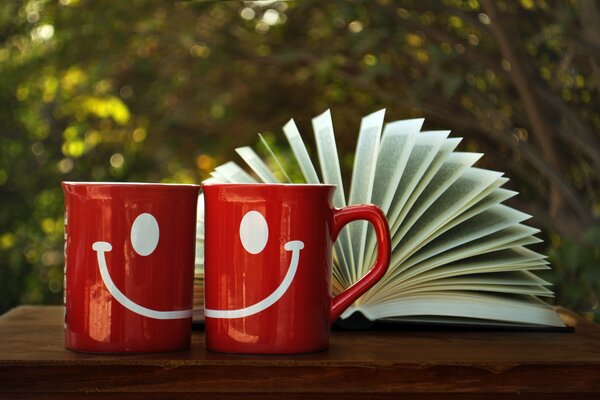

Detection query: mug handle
xmin=329 ymin=204 xmax=391 ymax=324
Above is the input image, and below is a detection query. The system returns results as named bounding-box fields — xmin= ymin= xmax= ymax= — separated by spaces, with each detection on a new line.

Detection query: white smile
xmin=92 ymin=241 xmax=193 ymax=320
xmin=204 ymin=240 xmax=304 ymax=319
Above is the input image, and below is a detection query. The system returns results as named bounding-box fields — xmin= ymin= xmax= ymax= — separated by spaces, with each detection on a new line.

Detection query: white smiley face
xmin=130 ymin=213 xmax=160 ymax=256
xmin=92 ymin=212 xmax=192 ymax=320
xmin=239 ymin=210 xmax=269 ymax=254
xmin=204 ymin=210 xmax=304 ymax=319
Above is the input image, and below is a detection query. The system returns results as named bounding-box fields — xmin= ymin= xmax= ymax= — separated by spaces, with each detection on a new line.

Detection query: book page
xmin=396 ymin=234 xmax=544 ymax=282
xmin=374 ymin=258 xmax=550 ymax=305
xmin=387 ymin=267 xmax=553 ymax=299
xmin=209 ymin=170 xmax=229 ymax=182
xmin=213 ymin=161 xmax=258 ymax=183
xmin=398 ymin=283 xmax=553 ymax=297
xmin=348 ymin=291 xmax=565 ymax=327
xmin=371 ymin=119 xmax=423 ymax=212
xmin=362 ymin=203 xmax=534 ymax=305
xmin=394 ymin=205 xmax=532 ymax=275
xmin=348 ymin=109 xmax=385 ymax=278
xmin=283 ymin=118 xmax=320 ymax=184
xmin=195 ymin=193 xmax=205 ymax=271
xmin=361 ymin=119 xmax=421 ymax=280
xmin=410 ymin=205 xmax=532 ymax=264
xmin=280 ymin=118 xmax=353 ymax=280
xmin=385 ymin=132 xmax=450 ymax=242
xmin=364 ymin=170 xmax=507 ymax=272
xmin=312 ymin=109 xmax=354 ymax=285
xmin=409 ymin=270 xmax=551 ymax=288
xmin=405 ymin=224 xmax=541 ymax=271
xmin=392 ymin=152 xmax=483 ymax=249
xmin=393 ymin=271 xmax=553 ymax=301
xmin=412 ymin=177 xmax=509 ymax=252
xmin=379 ymin=261 xmax=550 ymax=301
xmin=235 ymin=146 xmax=280 ymax=183
xmin=446 ymin=174 xmax=507 ymax=220
xmin=392 ymin=166 xmax=500 ymax=265
xmin=389 ymin=137 xmax=461 ymax=238
xmin=486 ymin=234 xmax=542 ymax=250
xmin=202 ymin=177 xmax=220 ymax=184
xmin=356 ymin=133 xmax=452 ymax=305
xmin=425 ymin=186 xmax=516 ymax=243
xmin=258 ymin=133 xmax=292 ymax=183
xmin=312 ymin=110 xmax=346 ymax=207
xmin=396 ymin=246 xmax=547 ymax=286
xmin=377 ymin=314 xmax=558 ymax=328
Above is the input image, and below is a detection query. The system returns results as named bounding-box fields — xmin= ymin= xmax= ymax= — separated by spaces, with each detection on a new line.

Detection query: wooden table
xmin=1 ymin=306 xmax=599 ymax=399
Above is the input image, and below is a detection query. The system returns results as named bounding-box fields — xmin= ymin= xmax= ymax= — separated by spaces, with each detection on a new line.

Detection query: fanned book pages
xmin=196 ymin=109 xmax=566 ymax=329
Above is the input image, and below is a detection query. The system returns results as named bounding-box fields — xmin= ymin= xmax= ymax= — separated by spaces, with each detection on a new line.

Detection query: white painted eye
xmin=131 ymin=213 xmax=159 ymax=256
xmin=239 ymin=210 xmax=268 ymax=254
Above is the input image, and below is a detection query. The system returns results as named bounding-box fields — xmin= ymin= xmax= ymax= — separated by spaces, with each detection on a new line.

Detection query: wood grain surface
xmin=1 ymin=305 xmax=599 ymax=399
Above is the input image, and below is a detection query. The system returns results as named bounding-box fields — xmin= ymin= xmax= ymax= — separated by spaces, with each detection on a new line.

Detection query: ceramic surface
xmin=62 ymin=182 xmax=200 ymax=353
xmin=203 ymin=183 xmax=391 ymax=354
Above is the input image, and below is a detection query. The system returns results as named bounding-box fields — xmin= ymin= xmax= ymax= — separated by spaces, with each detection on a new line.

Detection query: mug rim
xmin=62 ymin=181 xmax=200 ymax=187
xmin=202 ymin=182 xmax=336 ymax=188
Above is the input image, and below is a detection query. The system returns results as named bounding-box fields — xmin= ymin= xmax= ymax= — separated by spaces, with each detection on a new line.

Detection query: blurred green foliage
xmin=0 ymin=0 xmax=599 ymax=317
xmin=544 ymin=226 xmax=600 ymax=321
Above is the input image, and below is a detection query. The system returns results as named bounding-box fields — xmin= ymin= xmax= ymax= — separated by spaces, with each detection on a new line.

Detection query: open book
xmin=197 ymin=109 xmax=566 ymax=329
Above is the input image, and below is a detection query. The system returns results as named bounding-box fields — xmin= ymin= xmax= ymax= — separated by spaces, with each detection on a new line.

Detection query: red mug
xmin=62 ymin=182 xmax=201 ymax=353
xmin=203 ymin=183 xmax=391 ymax=354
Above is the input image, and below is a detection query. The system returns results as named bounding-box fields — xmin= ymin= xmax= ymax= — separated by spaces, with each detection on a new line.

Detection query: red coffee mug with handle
xmin=62 ymin=182 xmax=200 ymax=353
xmin=203 ymin=183 xmax=391 ymax=354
